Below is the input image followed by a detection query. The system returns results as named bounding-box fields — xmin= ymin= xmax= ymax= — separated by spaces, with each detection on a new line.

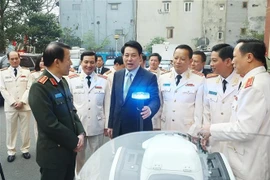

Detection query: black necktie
xmin=86 ymin=76 xmax=91 ymax=88
xmin=176 ymin=75 xmax=182 ymax=86
xmin=14 ymin=68 xmax=17 ymax=77
xmin=238 ymin=82 xmax=242 ymax=90
xmin=98 ymin=68 xmax=101 ymax=74
xmin=222 ymin=79 xmax=227 ymax=93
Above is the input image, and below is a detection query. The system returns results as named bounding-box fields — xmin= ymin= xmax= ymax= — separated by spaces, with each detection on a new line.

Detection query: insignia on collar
xmin=38 ymin=76 xmax=48 ymax=84
xmin=49 ymin=78 xmax=58 ymax=86
xmin=244 ymin=76 xmax=254 ymax=88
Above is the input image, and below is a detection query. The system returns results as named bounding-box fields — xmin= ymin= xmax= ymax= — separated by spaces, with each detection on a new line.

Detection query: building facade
xmin=59 ymin=0 xmax=136 ymax=51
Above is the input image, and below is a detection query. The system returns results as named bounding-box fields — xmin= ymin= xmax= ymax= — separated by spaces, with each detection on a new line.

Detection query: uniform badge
xmin=75 ymin=85 xmax=83 ymax=89
xmin=208 ymin=91 xmax=217 ymax=95
xmin=95 ymin=86 xmax=102 ymax=89
xmin=55 ymin=93 xmax=63 ymax=98
xmin=21 ymin=75 xmax=26 ymax=78
xmin=186 ymin=83 xmax=194 ymax=86
xmin=163 ymin=83 xmax=170 ymax=86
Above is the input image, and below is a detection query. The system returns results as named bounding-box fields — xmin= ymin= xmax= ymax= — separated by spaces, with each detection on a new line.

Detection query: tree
xmin=82 ymin=30 xmax=110 ymax=51
xmin=0 ymin=0 xmax=58 ymax=53
xmin=61 ymin=27 xmax=82 ymax=47
xmin=145 ymin=37 xmax=166 ymax=53
xmin=25 ymin=13 xmax=62 ymax=53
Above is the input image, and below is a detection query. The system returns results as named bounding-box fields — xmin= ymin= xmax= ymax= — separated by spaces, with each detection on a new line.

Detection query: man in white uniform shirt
xmin=0 ymin=51 xmax=31 ymax=162
xmin=203 ymin=44 xmax=241 ymax=153
xmin=67 ymin=51 xmax=110 ymax=174
xmin=200 ymin=39 xmax=270 ymax=180
xmin=158 ymin=45 xmax=205 ymax=135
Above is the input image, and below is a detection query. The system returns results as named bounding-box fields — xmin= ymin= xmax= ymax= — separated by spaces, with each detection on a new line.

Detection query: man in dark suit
xmin=191 ymin=50 xmax=212 ymax=76
xmin=28 ymin=42 xmax=85 ymax=180
xmin=107 ymin=41 xmax=160 ymax=138
xmin=95 ymin=55 xmax=110 ymax=74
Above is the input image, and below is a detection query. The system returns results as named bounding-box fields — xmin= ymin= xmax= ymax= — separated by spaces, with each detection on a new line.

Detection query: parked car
xmin=159 ymin=60 xmax=172 ymax=71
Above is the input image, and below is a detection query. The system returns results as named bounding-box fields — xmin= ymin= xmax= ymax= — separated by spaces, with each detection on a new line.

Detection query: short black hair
xmin=7 ymin=51 xmax=20 ymax=59
xmin=97 ymin=55 xmax=103 ymax=60
xmin=121 ymin=41 xmax=143 ymax=55
xmin=174 ymin=45 xmax=193 ymax=59
xmin=114 ymin=56 xmax=123 ymax=65
xmin=43 ymin=42 xmax=71 ymax=67
xmin=211 ymin=44 xmax=233 ymax=61
xmin=149 ymin=53 xmax=162 ymax=63
xmin=34 ymin=56 xmax=43 ymax=71
xmin=193 ymin=51 xmax=206 ymax=63
xmin=81 ymin=51 xmax=97 ymax=62
xmin=236 ymin=39 xmax=267 ymax=69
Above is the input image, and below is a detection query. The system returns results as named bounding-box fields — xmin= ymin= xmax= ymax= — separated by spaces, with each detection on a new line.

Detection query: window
xmin=111 ymin=3 xmax=118 ymax=10
xmin=218 ymin=32 xmax=223 ymax=40
xmin=167 ymin=27 xmax=174 ymax=38
xmin=72 ymin=4 xmax=80 ymax=10
xmin=219 ymin=4 xmax=225 ymax=10
xmin=243 ymin=2 xmax=248 ymax=8
xmin=240 ymin=28 xmax=247 ymax=35
xmin=184 ymin=2 xmax=192 ymax=12
xmin=163 ymin=2 xmax=170 ymax=12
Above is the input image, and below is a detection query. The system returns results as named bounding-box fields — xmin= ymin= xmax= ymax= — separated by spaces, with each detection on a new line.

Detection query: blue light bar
xmin=131 ymin=92 xmax=150 ymax=100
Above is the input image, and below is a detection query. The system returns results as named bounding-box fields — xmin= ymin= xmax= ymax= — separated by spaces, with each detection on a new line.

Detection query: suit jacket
xmin=108 ymin=67 xmax=160 ymax=138
xmin=95 ymin=67 xmax=110 ymax=75
xmin=203 ymin=70 xmax=241 ymax=152
xmin=67 ymin=72 xmax=111 ymax=136
xmin=202 ymin=68 xmax=212 ymax=76
xmin=28 ymin=70 xmax=85 ymax=169
xmin=210 ymin=66 xmax=270 ymax=180
xmin=0 ymin=66 xmax=31 ymax=112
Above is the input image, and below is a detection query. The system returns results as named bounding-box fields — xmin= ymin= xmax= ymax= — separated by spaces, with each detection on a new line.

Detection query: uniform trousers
xmin=5 ymin=111 xmax=31 ymax=155
xmin=76 ymin=134 xmax=104 ymax=174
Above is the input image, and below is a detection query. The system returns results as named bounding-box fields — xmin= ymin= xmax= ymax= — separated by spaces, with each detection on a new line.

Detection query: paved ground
xmin=0 ymin=106 xmax=40 ymax=180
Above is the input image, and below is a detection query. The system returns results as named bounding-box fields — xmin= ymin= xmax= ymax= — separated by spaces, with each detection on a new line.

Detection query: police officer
xmin=200 ymin=39 xmax=270 ymax=180
xmin=203 ymin=44 xmax=241 ymax=153
xmin=0 ymin=51 xmax=31 ymax=162
xmin=147 ymin=53 xmax=167 ymax=78
xmin=157 ymin=45 xmax=205 ymax=135
xmin=67 ymin=51 xmax=110 ymax=174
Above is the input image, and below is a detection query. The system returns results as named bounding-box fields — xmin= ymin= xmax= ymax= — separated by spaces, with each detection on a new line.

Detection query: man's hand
xmin=14 ymin=102 xmax=23 ymax=110
xmin=107 ymin=128 xmax=113 ymax=139
xmin=198 ymin=124 xmax=211 ymax=151
xmin=104 ymin=128 xmax=108 ymax=137
xmin=140 ymin=106 xmax=151 ymax=119
xmin=74 ymin=134 xmax=84 ymax=152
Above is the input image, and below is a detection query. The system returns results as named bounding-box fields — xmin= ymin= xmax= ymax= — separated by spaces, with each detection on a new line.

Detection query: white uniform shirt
xmin=67 ymin=72 xmax=111 ymax=136
xmin=210 ymin=66 xmax=270 ymax=180
xmin=158 ymin=68 xmax=205 ymax=135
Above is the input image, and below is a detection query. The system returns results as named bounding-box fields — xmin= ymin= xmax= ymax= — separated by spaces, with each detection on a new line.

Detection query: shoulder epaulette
xmin=206 ymin=73 xmax=219 ymax=78
xmin=97 ymin=74 xmax=108 ymax=79
xmin=0 ymin=67 xmax=8 ymax=71
xmin=244 ymin=76 xmax=254 ymax=88
xmin=68 ymin=73 xmax=79 ymax=79
xmin=192 ymin=70 xmax=204 ymax=77
xmin=161 ymin=70 xmax=171 ymax=75
xmin=104 ymin=70 xmax=112 ymax=75
xmin=21 ymin=66 xmax=29 ymax=70
xmin=31 ymin=70 xmax=36 ymax=73
xmin=38 ymin=76 xmax=48 ymax=84
xmin=149 ymin=69 xmax=158 ymax=73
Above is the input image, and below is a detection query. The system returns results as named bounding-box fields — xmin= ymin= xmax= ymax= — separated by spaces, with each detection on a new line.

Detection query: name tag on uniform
xmin=75 ymin=85 xmax=83 ymax=89
xmin=163 ymin=83 xmax=170 ymax=87
xmin=208 ymin=91 xmax=217 ymax=95
xmin=5 ymin=76 xmax=12 ymax=79
xmin=55 ymin=93 xmax=63 ymax=98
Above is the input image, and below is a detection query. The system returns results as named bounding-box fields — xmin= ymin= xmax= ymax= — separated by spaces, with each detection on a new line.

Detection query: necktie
xmin=123 ymin=72 xmax=132 ymax=100
xmin=98 ymin=68 xmax=101 ymax=74
xmin=86 ymin=76 xmax=91 ymax=88
xmin=222 ymin=79 xmax=227 ymax=93
xmin=14 ymin=68 xmax=17 ymax=77
xmin=176 ymin=74 xmax=182 ymax=86
xmin=238 ymin=81 xmax=242 ymax=90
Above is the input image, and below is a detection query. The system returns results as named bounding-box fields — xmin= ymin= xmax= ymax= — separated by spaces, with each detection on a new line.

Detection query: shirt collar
xmin=46 ymin=68 xmax=61 ymax=83
xmin=125 ymin=65 xmax=140 ymax=77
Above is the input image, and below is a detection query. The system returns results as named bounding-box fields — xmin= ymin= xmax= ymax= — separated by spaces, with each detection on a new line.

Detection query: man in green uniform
xmin=29 ymin=42 xmax=85 ymax=180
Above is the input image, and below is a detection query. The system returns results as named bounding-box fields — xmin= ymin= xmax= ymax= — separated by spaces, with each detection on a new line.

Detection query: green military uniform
xmin=29 ymin=69 xmax=85 ymax=180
